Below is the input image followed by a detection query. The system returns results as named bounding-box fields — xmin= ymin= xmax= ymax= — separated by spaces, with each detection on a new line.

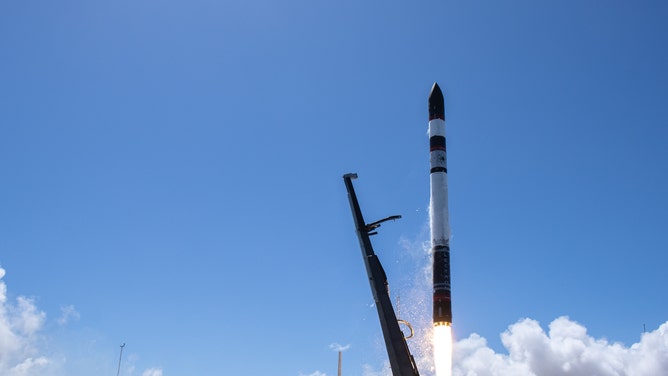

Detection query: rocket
xmin=429 ymin=82 xmax=452 ymax=326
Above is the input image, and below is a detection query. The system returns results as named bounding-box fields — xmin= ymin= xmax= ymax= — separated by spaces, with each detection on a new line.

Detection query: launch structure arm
xmin=366 ymin=215 xmax=402 ymax=235
xmin=343 ymin=173 xmax=420 ymax=376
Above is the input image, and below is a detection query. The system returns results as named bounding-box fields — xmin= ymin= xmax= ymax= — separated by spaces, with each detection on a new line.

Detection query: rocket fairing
xmin=429 ymin=83 xmax=452 ymax=326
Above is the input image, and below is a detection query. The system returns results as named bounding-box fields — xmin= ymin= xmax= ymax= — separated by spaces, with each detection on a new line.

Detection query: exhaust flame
xmin=433 ymin=324 xmax=452 ymax=376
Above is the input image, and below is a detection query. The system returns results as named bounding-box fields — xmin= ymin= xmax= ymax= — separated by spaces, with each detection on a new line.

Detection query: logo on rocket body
xmin=429 ymin=82 xmax=453 ymax=326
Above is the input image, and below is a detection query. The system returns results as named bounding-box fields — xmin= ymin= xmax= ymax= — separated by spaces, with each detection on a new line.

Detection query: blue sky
xmin=1 ymin=1 xmax=667 ymax=375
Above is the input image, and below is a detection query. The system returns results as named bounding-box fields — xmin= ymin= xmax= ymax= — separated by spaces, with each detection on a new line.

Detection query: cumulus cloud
xmin=56 ymin=305 xmax=80 ymax=326
xmin=0 ymin=267 xmax=49 ymax=376
xmin=453 ymin=316 xmax=668 ymax=376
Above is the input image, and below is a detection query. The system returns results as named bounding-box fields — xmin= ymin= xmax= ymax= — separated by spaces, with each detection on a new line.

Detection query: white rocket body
xmin=429 ymin=118 xmax=450 ymax=249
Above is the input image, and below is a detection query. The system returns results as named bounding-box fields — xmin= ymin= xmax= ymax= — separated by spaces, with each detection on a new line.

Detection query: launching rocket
xmin=429 ymin=82 xmax=452 ymax=326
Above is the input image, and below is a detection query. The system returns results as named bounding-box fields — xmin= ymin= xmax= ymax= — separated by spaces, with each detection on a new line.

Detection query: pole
xmin=338 ymin=351 xmax=342 ymax=376
xmin=117 ymin=343 xmax=125 ymax=376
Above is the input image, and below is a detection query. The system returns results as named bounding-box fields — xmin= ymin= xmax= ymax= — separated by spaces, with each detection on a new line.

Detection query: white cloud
xmin=56 ymin=305 xmax=80 ymax=326
xmin=329 ymin=342 xmax=351 ymax=352
xmin=8 ymin=357 xmax=49 ymax=376
xmin=142 ymin=367 xmax=163 ymax=376
xmin=9 ymin=297 xmax=45 ymax=336
xmin=452 ymin=316 xmax=668 ymax=376
xmin=0 ymin=267 xmax=49 ymax=376
xmin=333 ymin=313 xmax=668 ymax=376
xmin=299 ymin=371 xmax=326 ymax=376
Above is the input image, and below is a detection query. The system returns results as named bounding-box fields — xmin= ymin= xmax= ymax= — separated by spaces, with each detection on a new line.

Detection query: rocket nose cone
xmin=429 ymin=82 xmax=445 ymax=120
xmin=430 ymin=82 xmax=443 ymax=98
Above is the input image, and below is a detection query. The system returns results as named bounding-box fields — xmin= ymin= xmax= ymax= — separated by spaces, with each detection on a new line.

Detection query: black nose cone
xmin=429 ymin=83 xmax=445 ymax=120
